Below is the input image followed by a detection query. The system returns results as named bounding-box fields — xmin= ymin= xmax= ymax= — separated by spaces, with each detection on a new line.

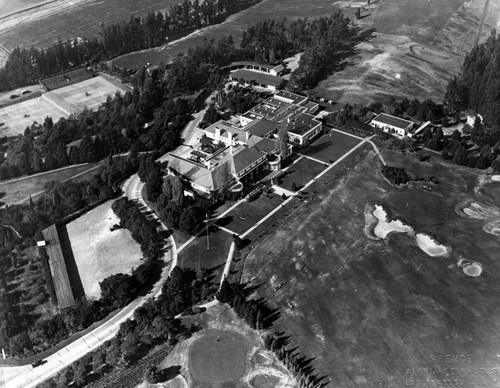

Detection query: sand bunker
xmin=372 ymin=205 xmax=413 ymax=238
xmin=455 ymin=201 xmax=500 ymax=219
xmin=491 ymin=175 xmax=500 ymax=182
xmin=415 ymin=233 xmax=449 ymax=257
xmin=484 ymin=220 xmax=500 ymax=236
xmin=365 ymin=203 xmax=451 ymax=257
xmin=458 ymin=259 xmax=483 ymax=277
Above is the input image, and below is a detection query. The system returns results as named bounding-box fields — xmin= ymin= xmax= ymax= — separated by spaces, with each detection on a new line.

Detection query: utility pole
xmin=206 ymin=211 xmax=210 ymax=250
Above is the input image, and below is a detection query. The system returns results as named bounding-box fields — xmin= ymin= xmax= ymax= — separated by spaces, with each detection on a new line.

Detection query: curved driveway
xmin=0 ymin=174 xmax=177 ymax=388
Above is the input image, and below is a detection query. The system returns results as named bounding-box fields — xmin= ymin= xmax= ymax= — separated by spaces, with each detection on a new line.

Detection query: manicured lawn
xmin=215 ymin=193 xmax=281 ymax=235
xmin=242 ymin=149 xmax=500 ymax=387
xmin=0 ymin=163 xmax=101 ymax=205
xmin=277 ymin=157 xmax=327 ymax=191
xmin=189 ymin=330 xmax=247 ymax=384
xmin=178 ymin=227 xmax=232 ymax=272
xmin=301 ymin=130 xmax=361 ymax=163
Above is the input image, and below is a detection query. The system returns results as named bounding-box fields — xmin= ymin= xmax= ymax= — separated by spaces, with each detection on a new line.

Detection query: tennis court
xmin=0 ymin=76 xmax=129 ymax=137
xmin=0 ymin=97 xmax=67 ymax=136
xmin=47 ymin=76 xmax=129 ymax=112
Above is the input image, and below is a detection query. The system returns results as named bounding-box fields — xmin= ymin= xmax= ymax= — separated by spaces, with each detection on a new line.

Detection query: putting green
xmin=189 ymin=330 xmax=247 ymax=384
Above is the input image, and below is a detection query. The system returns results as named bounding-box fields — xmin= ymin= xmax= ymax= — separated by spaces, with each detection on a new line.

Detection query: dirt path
xmin=474 ymin=0 xmax=491 ymax=47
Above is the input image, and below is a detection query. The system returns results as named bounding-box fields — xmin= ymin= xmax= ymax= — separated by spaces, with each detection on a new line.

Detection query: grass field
xmin=0 ymin=162 xmax=100 ymax=205
xmin=178 ymin=227 xmax=232 ymax=272
xmin=216 ymin=193 xmax=281 ymax=235
xmin=241 ymin=148 xmax=500 ymax=387
xmin=278 ymin=157 xmax=327 ymax=191
xmin=301 ymin=130 xmax=362 ymax=163
xmin=0 ymin=0 xmax=49 ymax=17
xmin=66 ymin=199 xmax=142 ymax=300
xmin=0 ymin=0 xmax=182 ymax=50
xmin=189 ymin=330 xmax=248 ymax=384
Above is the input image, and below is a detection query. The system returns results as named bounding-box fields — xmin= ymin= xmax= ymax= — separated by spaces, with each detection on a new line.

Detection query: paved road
xmin=0 ymin=174 xmax=177 ymax=388
xmin=0 ymin=162 xmax=93 ymax=185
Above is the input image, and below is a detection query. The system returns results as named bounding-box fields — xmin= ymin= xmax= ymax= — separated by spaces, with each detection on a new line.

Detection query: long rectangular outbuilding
xmin=41 ymin=224 xmax=76 ymax=311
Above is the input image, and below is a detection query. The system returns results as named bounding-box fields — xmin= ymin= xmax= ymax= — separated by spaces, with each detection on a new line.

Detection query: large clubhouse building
xmin=166 ymin=91 xmax=323 ymax=199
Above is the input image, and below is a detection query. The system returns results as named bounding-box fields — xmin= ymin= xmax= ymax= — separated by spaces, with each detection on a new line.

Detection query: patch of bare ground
xmin=317 ymin=0 xmax=500 ymax=104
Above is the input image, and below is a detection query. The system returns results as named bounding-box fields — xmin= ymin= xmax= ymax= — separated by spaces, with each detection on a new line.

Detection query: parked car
xmin=32 ymin=359 xmax=47 ymax=368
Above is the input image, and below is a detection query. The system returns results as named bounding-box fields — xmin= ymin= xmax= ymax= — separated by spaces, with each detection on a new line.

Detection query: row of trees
xmin=264 ymin=332 xmax=325 ymax=388
xmin=112 ymin=197 xmax=163 ymax=260
xmin=217 ymin=280 xmax=326 ymax=387
xmin=0 ymin=0 xmax=261 ymax=92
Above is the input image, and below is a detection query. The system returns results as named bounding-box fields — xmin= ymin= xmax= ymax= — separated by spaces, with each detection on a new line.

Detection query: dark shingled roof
xmin=233 ymin=147 xmax=265 ymax=175
xmin=230 ymin=69 xmax=284 ymax=88
xmin=245 ymin=118 xmax=278 ymax=138
xmin=41 ymin=224 xmax=75 ymax=310
xmin=372 ymin=113 xmax=413 ymax=129
xmin=253 ymin=138 xmax=276 ymax=153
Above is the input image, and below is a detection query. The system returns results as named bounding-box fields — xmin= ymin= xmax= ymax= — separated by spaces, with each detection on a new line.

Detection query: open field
xmin=316 ymin=0 xmax=500 ymax=104
xmin=0 ymin=0 xmax=182 ymax=50
xmin=277 ymin=157 xmax=327 ymax=191
xmin=241 ymin=148 xmax=500 ymax=387
xmin=0 ymin=0 xmax=52 ymax=18
xmin=216 ymin=193 xmax=281 ymax=235
xmin=178 ymin=227 xmax=232 ymax=272
xmin=301 ymin=130 xmax=362 ymax=163
xmin=189 ymin=330 xmax=247 ymax=384
xmin=0 ymin=163 xmax=100 ymax=205
xmin=113 ymin=0 xmax=340 ymax=68
xmin=0 ymin=75 xmax=128 ymax=137
xmin=66 ymin=199 xmax=142 ymax=300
